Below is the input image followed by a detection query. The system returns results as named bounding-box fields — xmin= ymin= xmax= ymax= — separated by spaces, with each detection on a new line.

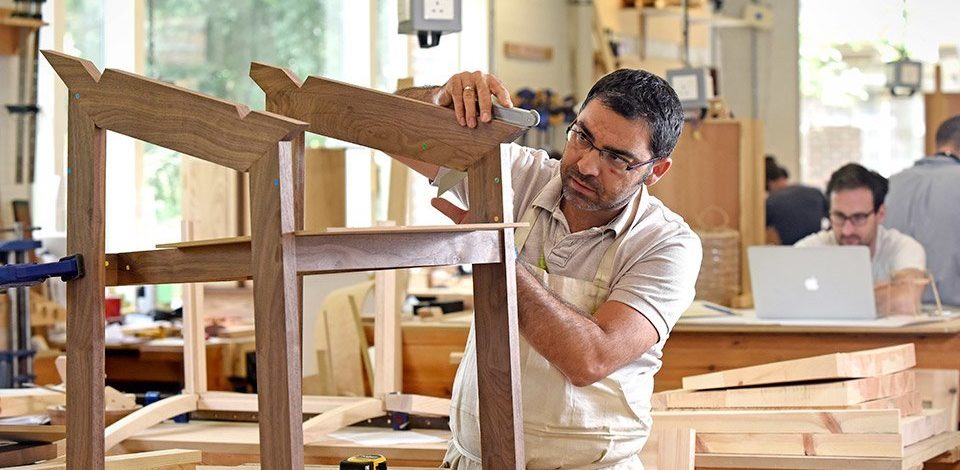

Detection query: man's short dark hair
xmin=934 ymin=115 xmax=960 ymax=151
xmin=581 ymin=69 xmax=684 ymax=159
xmin=765 ymin=155 xmax=789 ymax=185
xmin=826 ymin=163 xmax=888 ymax=212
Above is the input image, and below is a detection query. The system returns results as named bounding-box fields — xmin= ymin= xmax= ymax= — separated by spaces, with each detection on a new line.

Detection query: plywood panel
xmin=924 ymin=92 xmax=960 ymax=155
xmin=303 ymin=148 xmax=346 ymax=231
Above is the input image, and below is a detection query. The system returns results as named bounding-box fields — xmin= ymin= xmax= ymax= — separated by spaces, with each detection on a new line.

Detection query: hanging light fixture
xmin=886 ymin=0 xmax=922 ymax=96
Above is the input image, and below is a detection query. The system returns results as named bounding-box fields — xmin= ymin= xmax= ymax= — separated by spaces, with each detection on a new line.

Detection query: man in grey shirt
xmin=391 ymin=70 xmax=702 ymax=469
xmin=885 ymin=116 xmax=960 ymax=306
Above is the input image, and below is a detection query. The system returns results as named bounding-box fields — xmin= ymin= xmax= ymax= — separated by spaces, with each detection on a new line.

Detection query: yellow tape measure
xmin=339 ymin=453 xmax=387 ymax=470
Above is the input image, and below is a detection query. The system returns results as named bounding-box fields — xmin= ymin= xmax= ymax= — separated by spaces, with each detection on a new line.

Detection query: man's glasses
xmin=829 ymin=210 xmax=875 ymax=227
xmin=565 ymin=123 xmax=661 ymax=172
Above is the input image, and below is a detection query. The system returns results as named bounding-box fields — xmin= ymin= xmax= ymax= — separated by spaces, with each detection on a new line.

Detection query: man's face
xmin=829 ymin=187 xmax=885 ymax=248
xmin=560 ymin=101 xmax=665 ymax=212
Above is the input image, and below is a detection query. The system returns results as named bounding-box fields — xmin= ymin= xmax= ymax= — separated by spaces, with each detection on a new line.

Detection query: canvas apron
xmin=443 ymin=178 xmax=652 ymax=469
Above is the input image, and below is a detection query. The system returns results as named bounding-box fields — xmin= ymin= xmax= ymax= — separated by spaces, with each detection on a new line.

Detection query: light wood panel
xmin=42 ymin=50 xmax=306 ymax=172
xmin=0 ymin=389 xmax=65 ymax=417
xmin=0 ymin=425 xmax=66 ymax=443
xmin=249 ymin=63 xmax=526 ymax=171
xmin=303 ymin=148 xmax=346 ymax=231
xmin=682 ymin=344 xmax=916 ymax=390
xmin=924 ymin=90 xmax=960 ymax=155
xmin=373 ymin=269 xmax=401 ymax=398
xmin=695 ymin=432 xmax=903 ymax=458
xmin=383 ymin=394 xmax=451 ymax=417
xmin=917 ymin=369 xmax=960 ymax=430
xmin=182 ymin=223 xmax=208 ymax=395
xmin=654 ymin=370 xmax=915 ymax=409
xmin=651 ymin=409 xmax=900 ymax=434
xmin=648 ymin=120 xmax=764 ymax=302
xmin=901 ymin=409 xmax=951 ymax=447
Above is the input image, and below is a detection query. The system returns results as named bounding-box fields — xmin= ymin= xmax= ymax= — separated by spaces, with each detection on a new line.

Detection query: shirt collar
xmin=918 ymin=154 xmax=960 ymax=166
xmin=530 ymin=173 xmax=648 ymax=236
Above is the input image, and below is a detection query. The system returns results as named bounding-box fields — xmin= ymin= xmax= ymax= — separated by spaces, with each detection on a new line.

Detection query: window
xmin=799 ymin=0 xmax=960 ymax=188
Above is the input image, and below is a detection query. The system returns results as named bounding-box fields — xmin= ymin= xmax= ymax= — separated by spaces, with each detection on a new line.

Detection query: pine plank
xmin=249 ymin=63 xmax=526 ymax=171
xmin=654 ymin=370 xmax=915 ymax=409
xmin=916 ymin=369 xmax=960 ymax=430
xmin=651 ymin=409 xmax=900 ymax=434
xmin=694 ymin=432 xmax=903 ymax=458
xmin=901 ymin=409 xmax=951 ymax=447
xmin=657 ymin=427 xmax=696 ymax=470
xmin=682 ymin=344 xmax=916 ymax=390
xmin=0 ymin=425 xmax=66 ymax=443
xmin=384 ymin=394 xmax=451 ymax=417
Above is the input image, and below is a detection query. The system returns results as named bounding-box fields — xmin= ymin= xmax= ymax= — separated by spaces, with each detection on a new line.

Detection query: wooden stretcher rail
xmin=105 ymin=227 xmax=512 ymax=286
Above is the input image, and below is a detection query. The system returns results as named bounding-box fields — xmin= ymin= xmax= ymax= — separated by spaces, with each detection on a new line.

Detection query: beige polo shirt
xmin=437 ymin=143 xmax=702 ymax=348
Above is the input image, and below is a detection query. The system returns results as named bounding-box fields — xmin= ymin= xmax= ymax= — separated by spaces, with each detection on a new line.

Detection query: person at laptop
xmin=884 ymin=115 xmax=960 ymax=307
xmin=765 ymin=155 xmax=828 ymax=245
xmin=795 ymin=163 xmax=927 ymax=314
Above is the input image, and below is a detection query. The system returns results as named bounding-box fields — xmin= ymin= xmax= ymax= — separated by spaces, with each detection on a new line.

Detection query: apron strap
xmin=515 ymin=173 xmax=646 ymax=289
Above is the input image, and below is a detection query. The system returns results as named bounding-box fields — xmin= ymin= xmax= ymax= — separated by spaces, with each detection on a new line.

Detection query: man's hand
xmin=438 ymin=71 xmax=514 ymax=128
xmin=431 ymin=197 xmax=474 ymax=224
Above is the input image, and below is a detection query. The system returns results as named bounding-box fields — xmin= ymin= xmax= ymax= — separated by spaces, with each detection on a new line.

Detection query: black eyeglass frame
xmin=828 ymin=210 xmax=876 ymax=227
xmin=565 ymin=123 xmax=664 ymax=172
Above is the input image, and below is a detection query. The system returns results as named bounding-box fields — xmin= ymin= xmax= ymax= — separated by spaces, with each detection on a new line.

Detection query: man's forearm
xmin=515 ymin=262 xmax=612 ymax=386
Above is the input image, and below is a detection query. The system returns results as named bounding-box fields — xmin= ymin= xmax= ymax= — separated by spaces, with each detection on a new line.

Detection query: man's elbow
xmin=565 ymin=359 xmax=611 ymax=387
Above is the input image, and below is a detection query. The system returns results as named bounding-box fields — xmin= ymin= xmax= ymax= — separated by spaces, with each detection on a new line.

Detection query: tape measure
xmin=339 ymin=454 xmax=387 ymax=470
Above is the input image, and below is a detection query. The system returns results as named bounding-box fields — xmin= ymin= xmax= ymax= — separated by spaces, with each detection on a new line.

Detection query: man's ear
xmin=643 ymin=157 xmax=672 ymax=186
xmin=876 ymin=203 xmax=886 ymax=224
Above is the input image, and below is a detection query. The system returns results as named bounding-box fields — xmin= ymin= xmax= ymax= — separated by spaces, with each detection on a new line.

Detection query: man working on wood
xmin=795 ymin=163 xmax=927 ymax=314
xmin=392 ymin=69 xmax=702 ymax=469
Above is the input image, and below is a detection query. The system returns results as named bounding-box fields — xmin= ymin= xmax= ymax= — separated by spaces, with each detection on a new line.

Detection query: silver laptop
xmin=748 ymin=246 xmax=877 ymax=320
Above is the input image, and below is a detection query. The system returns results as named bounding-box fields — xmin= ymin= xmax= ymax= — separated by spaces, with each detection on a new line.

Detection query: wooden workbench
xmin=658 ymin=316 xmax=960 ymax=391
xmin=39 ymin=337 xmax=255 ymax=392
xmin=380 ymin=309 xmax=960 ymax=399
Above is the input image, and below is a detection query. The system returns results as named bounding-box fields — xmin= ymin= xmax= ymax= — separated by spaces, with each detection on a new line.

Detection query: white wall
xmin=492 ymin=0 xmax=572 ymax=96
xmin=716 ymin=0 xmax=800 ymax=177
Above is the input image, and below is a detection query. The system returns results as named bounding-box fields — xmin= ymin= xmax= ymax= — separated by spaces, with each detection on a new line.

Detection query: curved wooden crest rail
xmin=43 ymin=50 xmax=528 ymax=470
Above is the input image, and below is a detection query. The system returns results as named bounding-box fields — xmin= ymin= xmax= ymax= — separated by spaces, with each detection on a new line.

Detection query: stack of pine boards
xmin=650 ymin=344 xmax=952 ymax=459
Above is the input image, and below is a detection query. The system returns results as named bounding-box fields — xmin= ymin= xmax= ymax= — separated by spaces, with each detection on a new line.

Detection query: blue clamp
xmin=0 ymin=254 xmax=84 ymax=290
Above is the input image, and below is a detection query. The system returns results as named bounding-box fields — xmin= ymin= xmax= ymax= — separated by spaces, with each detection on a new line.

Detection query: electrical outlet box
xmin=398 ymin=0 xmax=462 ymax=48
xmin=666 ymin=67 xmax=714 ymax=112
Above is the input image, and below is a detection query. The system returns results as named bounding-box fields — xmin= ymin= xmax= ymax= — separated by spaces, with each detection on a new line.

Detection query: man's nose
xmin=577 ymin=148 xmax=602 ymax=176
xmin=840 ymin=220 xmax=857 ymax=235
